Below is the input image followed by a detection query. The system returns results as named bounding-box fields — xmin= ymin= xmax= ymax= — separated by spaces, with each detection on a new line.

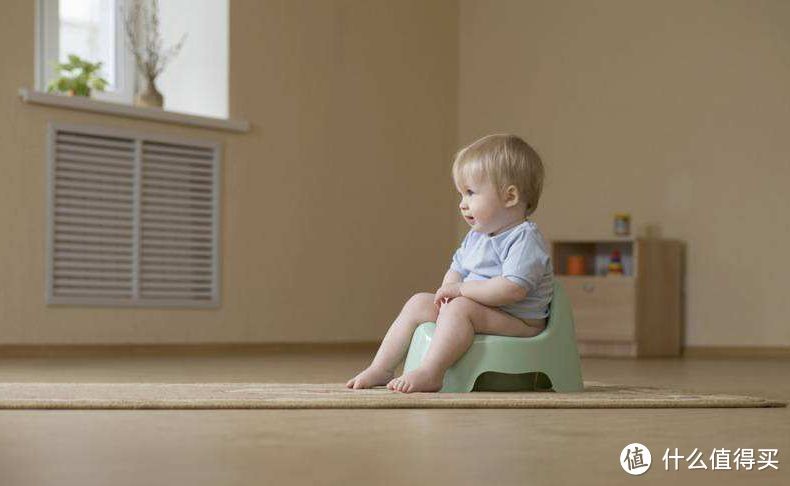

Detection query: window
xmin=46 ymin=122 xmax=221 ymax=307
xmin=36 ymin=0 xmax=228 ymax=119
xmin=38 ymin=0 xmax=135 ymax=104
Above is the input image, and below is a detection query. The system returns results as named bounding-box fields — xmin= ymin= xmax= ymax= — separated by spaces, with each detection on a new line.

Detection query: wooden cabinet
xmin=551 ymin=238 xmax=684 ymax=358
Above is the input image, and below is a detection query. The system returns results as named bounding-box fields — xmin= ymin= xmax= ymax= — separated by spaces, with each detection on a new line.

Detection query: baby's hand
xmin=434 ymin=282 xmax=462 ymax=307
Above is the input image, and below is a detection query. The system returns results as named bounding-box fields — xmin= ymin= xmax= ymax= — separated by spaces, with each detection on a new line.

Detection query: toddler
xmin=346 ymin=134 xmax=553 ymax=393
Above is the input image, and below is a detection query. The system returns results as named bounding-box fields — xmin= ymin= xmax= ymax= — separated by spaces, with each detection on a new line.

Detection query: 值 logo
xmin=621 ymin=443 xmax=652 ymax=475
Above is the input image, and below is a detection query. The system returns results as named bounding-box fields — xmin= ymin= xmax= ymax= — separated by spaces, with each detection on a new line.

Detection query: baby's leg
xmin=388 ymin=296 xmax=540 ymax=393
xmin=346 ymin=292 xmax=439 ymax=389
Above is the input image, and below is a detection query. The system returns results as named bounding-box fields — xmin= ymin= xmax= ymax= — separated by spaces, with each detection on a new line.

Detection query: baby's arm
xmin=460 ymin=277 xmax=528 ymax=307
xmin=441 ymin=269 xmax=463 ymax=285
xmin=435 ymin=271 xmax=527 ymax=307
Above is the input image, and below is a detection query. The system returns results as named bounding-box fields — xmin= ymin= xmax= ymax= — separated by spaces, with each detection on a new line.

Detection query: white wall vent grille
xmin=46 ymin=122 xmax=221 ymax=307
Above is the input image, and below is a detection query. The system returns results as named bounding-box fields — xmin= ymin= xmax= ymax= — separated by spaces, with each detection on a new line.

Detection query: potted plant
xmin=123 ymin=0 xmax=187 ymax=108
xmin=46 ymin=54 xmax=109 ymax=97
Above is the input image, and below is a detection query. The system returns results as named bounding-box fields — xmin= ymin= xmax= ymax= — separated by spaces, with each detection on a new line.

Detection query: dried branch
xmin=123 ymin=0 xmax=187 ymax=82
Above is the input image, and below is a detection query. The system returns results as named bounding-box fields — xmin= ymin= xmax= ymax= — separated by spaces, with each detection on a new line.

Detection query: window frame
xmin=36 ymin=0 xmax=137 ymax=105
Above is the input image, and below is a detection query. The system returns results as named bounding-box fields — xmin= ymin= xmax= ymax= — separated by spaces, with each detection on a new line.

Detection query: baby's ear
xmin=504 ymin=185 xmax=520 ymax=207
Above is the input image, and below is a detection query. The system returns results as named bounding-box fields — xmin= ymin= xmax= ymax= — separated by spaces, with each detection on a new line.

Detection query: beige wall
xmin=0 ymin=0 xmax=459 ymax=344
xmin=459 ymin=0 xmax=790 ymax=347
xmin=2 ymin=0 xmax=787 ymax=349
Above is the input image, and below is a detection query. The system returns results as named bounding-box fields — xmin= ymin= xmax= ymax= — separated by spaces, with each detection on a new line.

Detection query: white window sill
xmin=18 ymin=88 xmax=250 ymax=133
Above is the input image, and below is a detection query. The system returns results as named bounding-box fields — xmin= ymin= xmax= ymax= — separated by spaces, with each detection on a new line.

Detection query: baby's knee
xmin=438 ymin=296 xmax=475 ymax=319
xmin=406 ymin=292 xmax=435 ymax=308
xmin=403 ymin=292 xmax=439 ymax=320
xmin=444 ymin=296 xmax=474 ymax=311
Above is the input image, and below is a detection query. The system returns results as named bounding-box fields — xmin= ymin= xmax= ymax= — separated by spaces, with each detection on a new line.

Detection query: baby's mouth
xmin=464 ymin=216 xmax=475 ymax=223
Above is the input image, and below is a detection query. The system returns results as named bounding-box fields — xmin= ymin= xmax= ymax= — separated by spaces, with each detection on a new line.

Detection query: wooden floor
xmin=0 ymin=349 xmax=787 ymax=486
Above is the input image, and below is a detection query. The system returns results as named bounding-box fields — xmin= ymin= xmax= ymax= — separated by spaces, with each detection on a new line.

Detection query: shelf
xmin=552 ymin=240 xmax=635 ymax=277
xmin=549 ymin=236 xmax=635 ymax=243
xmin=555 ymin=274 xmax=634 ymax=280
xmin=554 ymin=239 xmax=684 ymax=357
xmin=18 ymin=88 xmax=250 ymax=133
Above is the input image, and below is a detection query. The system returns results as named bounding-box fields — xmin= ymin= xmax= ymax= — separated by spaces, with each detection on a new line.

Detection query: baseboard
xmin=0 ymin=342 xmax=381 ymax=358
xmin=577 ymin=341 xmax=637 ymax=358
xmin=1 ymin=343 xmax=787 ymax=359
xmin=683 ymin=346 xmax=790 ymax=359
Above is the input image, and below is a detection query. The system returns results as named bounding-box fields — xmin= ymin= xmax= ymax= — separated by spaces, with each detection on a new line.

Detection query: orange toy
xmin=567 ymin=255 xmax=586 ymax=276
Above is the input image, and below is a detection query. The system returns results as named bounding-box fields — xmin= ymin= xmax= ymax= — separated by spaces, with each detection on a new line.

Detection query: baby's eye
xmin=466 ymin=189 xmax=474 ymax=196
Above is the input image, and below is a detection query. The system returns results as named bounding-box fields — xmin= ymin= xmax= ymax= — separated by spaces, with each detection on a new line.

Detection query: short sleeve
xmin=501 ymin=230 xmax=549 ymax=292
xmin=449 ymin=232 xmax=471 ymax=278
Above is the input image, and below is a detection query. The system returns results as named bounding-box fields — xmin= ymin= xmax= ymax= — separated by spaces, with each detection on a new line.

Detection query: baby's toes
xmin=353 ymin=378 xmax=368 ymax=390
xmin=389 ymin=377 xmax=404 ymax=392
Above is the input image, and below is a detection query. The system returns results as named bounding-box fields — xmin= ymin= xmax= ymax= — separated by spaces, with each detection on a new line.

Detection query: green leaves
xmin=46 ymin=54 xmax=109 ymax=97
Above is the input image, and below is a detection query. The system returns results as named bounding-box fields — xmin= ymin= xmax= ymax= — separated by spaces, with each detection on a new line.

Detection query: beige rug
xmin=0 ymin=381 xmax=785 ymax=409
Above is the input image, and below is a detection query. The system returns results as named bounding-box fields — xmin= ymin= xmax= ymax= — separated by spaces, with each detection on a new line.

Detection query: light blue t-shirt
xmin=449 ymin=220 xmax=553 ymax=320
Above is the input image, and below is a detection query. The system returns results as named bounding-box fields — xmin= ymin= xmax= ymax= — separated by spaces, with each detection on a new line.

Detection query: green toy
xmin=403 ymin=280 xmax=584 ymax=393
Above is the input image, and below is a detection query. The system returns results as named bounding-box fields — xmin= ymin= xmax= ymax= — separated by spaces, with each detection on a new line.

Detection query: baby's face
xmin=455 ymin=177 xmax=511 ymax=235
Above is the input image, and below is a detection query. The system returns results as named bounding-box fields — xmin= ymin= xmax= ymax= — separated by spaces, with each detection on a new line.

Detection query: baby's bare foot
xmin=346 ymin=366 xmax=395 ymax=389
xmin=386 ymin=366 xmax=444 ymax=393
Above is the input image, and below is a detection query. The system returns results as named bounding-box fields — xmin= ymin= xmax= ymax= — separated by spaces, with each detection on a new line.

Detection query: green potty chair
xmin=402 ymin=280 xmax=584 ymax=393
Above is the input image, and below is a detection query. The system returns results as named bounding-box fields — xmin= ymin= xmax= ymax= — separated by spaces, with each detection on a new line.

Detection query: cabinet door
xmin=558 ymin=276 xmax=636 ymax=342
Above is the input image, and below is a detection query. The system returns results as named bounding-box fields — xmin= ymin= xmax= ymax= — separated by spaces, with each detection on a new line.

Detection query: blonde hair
xmin=451 ymin=134 xmax=545 ymax=217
